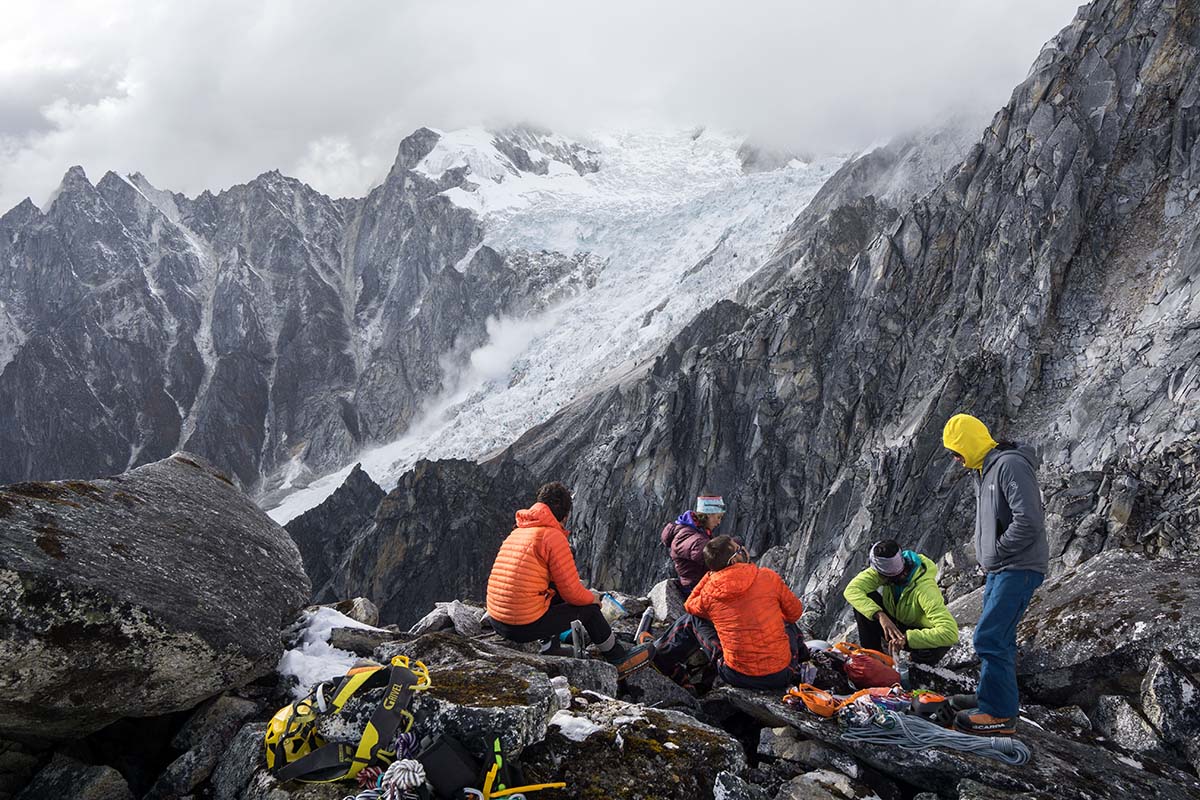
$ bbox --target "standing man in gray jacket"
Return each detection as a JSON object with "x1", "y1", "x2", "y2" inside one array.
[{"x1": 943, "y1": 413, "x2": 1048, "y2": 736}]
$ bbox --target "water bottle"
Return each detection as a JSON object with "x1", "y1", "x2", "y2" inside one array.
[
  {"x1": 895, "y1": 647, "x2": 911, "y2": 690},
  {"x1": 635, "y1": 607, "x2": 656, "y2": 641}
]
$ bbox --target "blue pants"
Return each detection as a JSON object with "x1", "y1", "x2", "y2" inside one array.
[{"x1": 974, "y1": 569, "x2": 1044, "y2": 718}]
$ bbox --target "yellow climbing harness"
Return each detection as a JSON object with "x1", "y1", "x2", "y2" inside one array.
[{"x1": 264, "y1": 655, "x2": 431, "y2": 783}]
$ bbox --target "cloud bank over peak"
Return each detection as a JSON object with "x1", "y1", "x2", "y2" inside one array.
[{"x1": 0, "y1": 0, "x2": 1083, "y2": 210}]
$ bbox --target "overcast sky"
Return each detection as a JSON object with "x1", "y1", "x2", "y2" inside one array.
[{"x1": 0, "y1": 0, "x2": 1083, "y2": 210}]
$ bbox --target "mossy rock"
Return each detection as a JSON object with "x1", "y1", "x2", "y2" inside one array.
[{"x1": 519, "y1": 694, "x2": 745, "y2": 800}]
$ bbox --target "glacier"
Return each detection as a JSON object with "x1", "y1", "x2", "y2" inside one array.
[{"x1": 267, "y1": 128, "x2": 844, "y2": 522}]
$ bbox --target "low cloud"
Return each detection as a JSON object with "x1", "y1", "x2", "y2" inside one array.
[{"x1": 1, "y1": 0, "x2": 1083, "y2": 210}]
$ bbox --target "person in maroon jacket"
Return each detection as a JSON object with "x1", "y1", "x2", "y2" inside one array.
[{"x1": 661, "y1": 494, "x2": 726, "y2": 596}]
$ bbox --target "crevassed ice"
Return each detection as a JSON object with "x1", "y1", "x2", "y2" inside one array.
[{"x1": 267, "y1": 128, "x2": 844, "y2": 524}]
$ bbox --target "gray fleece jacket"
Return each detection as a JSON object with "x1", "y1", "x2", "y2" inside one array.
[{"x1": 973, "y1": 444, "x2": 1049, "y2": 574}]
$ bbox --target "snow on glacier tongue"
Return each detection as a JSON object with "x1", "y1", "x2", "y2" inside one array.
[{"x1": 267, "y1": 129, "x2": 843, "y2": 524}]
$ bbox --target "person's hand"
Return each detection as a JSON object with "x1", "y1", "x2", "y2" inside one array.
[
  {"x1": 590, "y1": 589, "x2": 604, "y2": 605},
  {"x1": 877, "y1": 613, "x2": 906, "y2": 650}
]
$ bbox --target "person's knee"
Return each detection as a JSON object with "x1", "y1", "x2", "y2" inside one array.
[{"x1": 973, "y1": 637, "x2": 1013, "y2": 661}]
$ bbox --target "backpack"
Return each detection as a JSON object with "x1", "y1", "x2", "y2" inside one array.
[
  {"x1": 829, "y1": 642, "x2": 901, "y2": 689},
  {"x1": 264, "y1": 655, "x2": 431, "y2": 783}
]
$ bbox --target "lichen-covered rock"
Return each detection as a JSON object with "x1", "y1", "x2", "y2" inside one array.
[
  {"x1": 210, "y1": 722, "x2": 266, "y2": 800},
  {"x1": 1091, "y1": 695, "x2": 1163, "y2": 755},
  {"x1": 328, "y1": 597, "x2": 381, "y2": 627},
  {"x1": 0, "y1": 454, "x2": 310, "y2": 740},
  {"x1": 945, "y1": 551, "x2": 1200, "y2": 706},
  {"x1": 241, "y1": 770, "x2": 347, "y2": 800},
  {"x1": 408, "y1": 600, "x2": 485, "y2": 637},
  {"x1": 776, "y1": 769, "x2": 879, "y2": 800},
  {"x1": 1141, "y1": 653, "x2": 1200, "y2": 771},
  {"x1": 520, "y1": 692, "x2": 745, "y2": 800},
  {"x1": 713, "y1": 770, "x2": 769, "y2": 800},
  {"x1": 328, "y1": 626, "x2": 409, "y2": 656},
  {"x1": 704, "y1": 687, "x2": 1200, "y2": 800},
  {"x1": 757, "y1": 728, "x2": 859, "y2": 778},
  {"x1": 14, "y1": 754, "x2": 133, "y2": 800},
  {"x1": 371, "y1": 634, "x2": 559, "y2": 757},
  {"x1": 377, "y1": 630, "x2": 619, "y2": 697},
  {"x1": 619, "y1": 663, "x2": 699, "y2": 711}
]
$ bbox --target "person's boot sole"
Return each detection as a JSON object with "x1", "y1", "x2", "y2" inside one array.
[{"x1": 617, "y1": 648, "x2": 654, "y2": 677}]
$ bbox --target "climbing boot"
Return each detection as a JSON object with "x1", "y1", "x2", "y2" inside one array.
[
  {"x1": 954, "y1": 709, "x2": 1016, "y2": 736},
  {"x1": 948, "y1": 693, "x2": 977, "y2": 711},
  {"x1": 604, "y1": 642, "x2": 655, "y2": 677},
  {"x1": 539, "y1": 638, "x2": 570, "y2": 657}
]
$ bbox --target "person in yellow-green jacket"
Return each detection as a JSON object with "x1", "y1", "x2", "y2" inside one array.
[{"x1": 843, "y1": 539, "x2": 959, "y2": 665}]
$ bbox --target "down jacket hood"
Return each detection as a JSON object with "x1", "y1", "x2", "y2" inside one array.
[
  {"x1": 515, "y1": 502, "x2": 565, "y2": 532},
  {"x1": 661, "y1": 510, "x2": 702, "y2": 546},
  {"x1": 699, "y1": 562, "x2": 759, "y2": 598},
  {"x1": 943, "y1": 413, "x2": 999, "y2": 470}
]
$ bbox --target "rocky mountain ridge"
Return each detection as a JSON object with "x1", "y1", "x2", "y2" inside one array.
[
  {"x1": 280, "y1": 0, "x2": 1200, "y2": 664},
  {"x1": 7, "y1": 451, "x2": 1199, "y2": 800},
  {"x1": 0, "y1": 127, "x2": 620, "y2": 494}
]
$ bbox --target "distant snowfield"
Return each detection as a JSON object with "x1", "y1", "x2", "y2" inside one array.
[{"x1": 267, "y1": 128, "x2": 843, "y2": 524}]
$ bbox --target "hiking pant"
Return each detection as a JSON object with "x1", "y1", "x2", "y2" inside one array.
[
  {"x1": 719, "y1": 624, "x2": 809, "y2": 690},
  {"x1": 974, "y1": 569, "x2": 1044, "y2": 718},
  {"x1": 651, "y1": 613, "x2": 722, "y2": 684},
  {"x1": 853, "y1": 592, "x2": 951, "y2": 666},
  {"x1": 490, "y1": 594, "x2": 614, "y2": 648}
]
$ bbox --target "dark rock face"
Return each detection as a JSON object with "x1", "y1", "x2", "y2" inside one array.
[
  {"x1": 431, "y1": 0, "x2": 1200, "y2": 640},
  {"x1": 14, "y1": 754, "x2": 134, "y2": 800},
  {"x1": 284, "y1": 464, "x2": 384, "y2": 593},
  {"x1": 0, "y1": 453, "x2": 309, "y2": 740},
  {"x1": 0, "y1": 128, "x2": 592, "y2": 493},
  {"x1": 294, "y1": 456, "x2": 539, "y2": 627}
]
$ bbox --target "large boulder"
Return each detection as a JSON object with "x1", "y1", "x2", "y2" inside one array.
[
  {"x1": 946, "y1": 550, "x2": 1200, "y2": 705},
  {"x1": 520, "y1": 691, "x2": 746, "y2": 800},
  {"x1": 14, "y1": 754, "x2": 133, "y2": 800},
  {"x1": 377, "y1": 633, "x2": 562, "y2": 757},
  {"x1": 0, "y1": 454, "x2": 310, "y2": 740},
  {"x1": 704, "y1": 687, "x2": 1200, "y2": 800}
]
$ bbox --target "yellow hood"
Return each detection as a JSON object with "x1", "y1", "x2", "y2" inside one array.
[{"x1": 942, "y1": 413, "x2": 998, "y2": 470}]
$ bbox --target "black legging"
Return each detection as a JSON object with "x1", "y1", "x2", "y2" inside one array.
[
  {"x1": 853, "y1": 592, "x2": 950, "y2": 666},
  {"x1": 490, "y1": 596, "x2": 613, "y2": 647},
  {"x1": 653, "y1": 613, "x2": 808, "y2": 690}
]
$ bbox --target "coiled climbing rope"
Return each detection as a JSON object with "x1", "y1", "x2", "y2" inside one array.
[
  {"x1": 341, "y1": 759, "x2": 427, "y2": 800},
  {"x1": 840, "y1": 709, "x2": 1031, "y2": 766}
]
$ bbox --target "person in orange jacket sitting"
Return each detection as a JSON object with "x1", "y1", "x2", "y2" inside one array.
[
  {"x1": 486, "y1": 481, "x2": 653, "y2": 676},
  {"x1": 653, "y1": 535, "x2": 808, "y2": 690}
]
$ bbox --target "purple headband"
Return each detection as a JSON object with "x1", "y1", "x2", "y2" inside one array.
[{"x1": 869, "y1": 544, "x2": 905, "y2": 577}]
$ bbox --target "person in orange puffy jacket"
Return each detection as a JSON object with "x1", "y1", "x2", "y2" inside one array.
[
  {"x1": 485, "y1": 481, "x2": 653, "y2": 676},
  {"x1": 652, "y1": 535, "x2": 808, "y2": 690}
]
